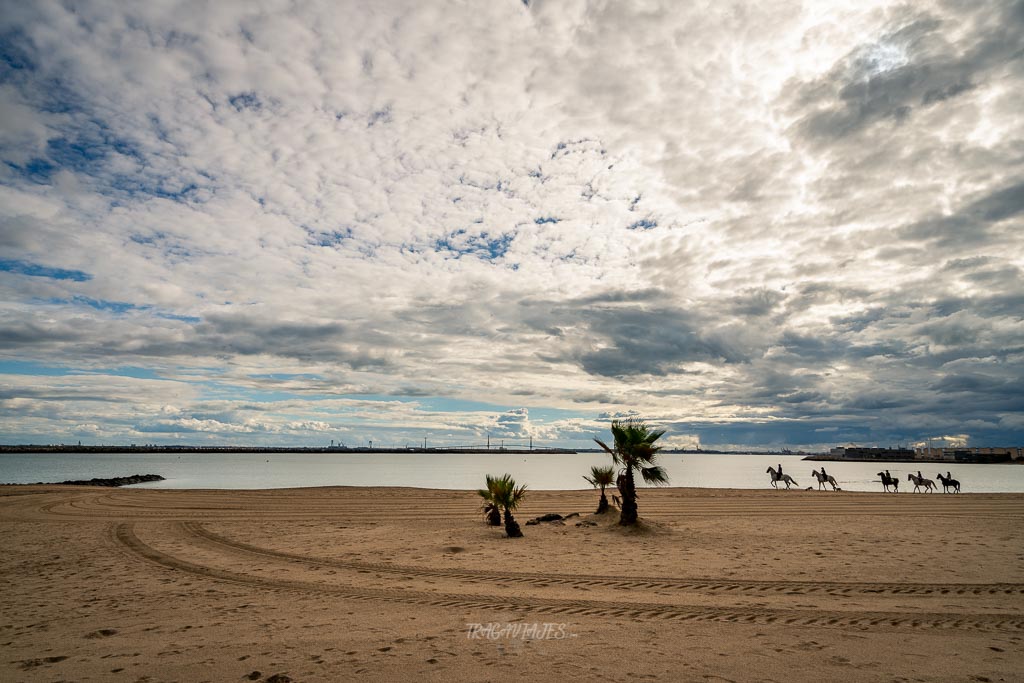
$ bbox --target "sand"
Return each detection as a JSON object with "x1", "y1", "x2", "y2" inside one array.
[{"x1": 1, "y1": 485, "x2": 1022, "y2": 682}]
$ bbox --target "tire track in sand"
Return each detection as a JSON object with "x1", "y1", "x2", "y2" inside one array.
[
  {"x1": 112, "y1": 522, "x2": 1024, "y2": 633},
  {"x1": 183, "y1": 521, "x2": 1024, "y2": 597}
]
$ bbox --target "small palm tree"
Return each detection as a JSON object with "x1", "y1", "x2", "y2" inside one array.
[
  {"x1": 594, "y1": 418, "x2": 669, "y2": 526},
  {"x1": 477, "y1": 474, "x2": 502, "y2": 526},
  {"x1": 583, "y1": 464, "x2": 617, "y2": 514},
  {"x1": 488, "y1": 473, "x2": 527, "y2": 538}
]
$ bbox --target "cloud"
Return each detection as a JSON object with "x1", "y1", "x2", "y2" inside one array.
[
  {"x1": 790, "y1": 3, "x2": 1022, "y2": 144},
  {"x1": 0, "y1": 1, "x2": 1020, "y2": 450}
]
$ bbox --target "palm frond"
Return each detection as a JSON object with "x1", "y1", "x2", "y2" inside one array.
[
  {"x1": 593, "y1": 437, "x2": 624, "y2": 465},
  {"x1": 596, "y1": 418, "x2": 670, "y2": 485},
  {"x1": 511, "y1": 483, "x2": 528, "y2": 508},
  {"x1": 584, "y1": 464, "x2": 616, "y2": 488},
  {"x1": 487, "y1": 473, "x2": 528, "y2": 512},
  {"x1": 640, "y1": 465, "x2": 669, "y2": 486}
]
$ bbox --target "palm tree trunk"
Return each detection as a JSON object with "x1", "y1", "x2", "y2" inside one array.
[
  {"x1": 487, "y1": 506, "x2": 501, "y2": 526},
  {"x1": 596, "y1": 487, "x2": 609, "y2": 514},
  {"x1": 503, "y1": 508, "x2": 523, "y2": 538},
  {"x1": 619, "y1": 468, "x2": 638, "y2": 526}
]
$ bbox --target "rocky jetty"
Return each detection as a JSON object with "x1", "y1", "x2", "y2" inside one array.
[{"x1": 47, "y1": 474, "x2": 165, "y2": 487}]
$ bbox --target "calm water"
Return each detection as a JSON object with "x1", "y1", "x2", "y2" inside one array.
[{"x1": 2, "y1": 452, "x2": 1023, "y2": 493}]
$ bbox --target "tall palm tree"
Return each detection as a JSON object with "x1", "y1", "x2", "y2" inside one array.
[
  {"x1": 594, "y1": 418, "x2": 669, "y2": 526},
  {"x1": 488, "y1": 473, "x2": 527, "y2": 538},
  {"x1": 477, "y1": 474, "x2": 502, "y2": 526},
  {"x1": 583, "y1": 464, "x2": 617, "y2": 514}
]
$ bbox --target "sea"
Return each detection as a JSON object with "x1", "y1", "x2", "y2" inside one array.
[{"x1": 2, "y1": 451, "x2": 1023, "y2": 493}]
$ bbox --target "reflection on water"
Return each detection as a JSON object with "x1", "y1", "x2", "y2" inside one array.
[{"x1": 2, "y1": 452, "x2": 1023, "y2": 493}]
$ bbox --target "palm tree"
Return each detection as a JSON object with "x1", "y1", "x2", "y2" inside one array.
[
  {"x1": 583, "y1": 464, "x2": 617, "y2": 514},
  {"x1": 594, "y1": 418, "x2": 669, "y2": 526},
  {"x1": 477, "y1": 474, "x2": 502, "y2": 526},
  {"x1": 488, "y1": 473, "x2": 527, "y2": 538}
]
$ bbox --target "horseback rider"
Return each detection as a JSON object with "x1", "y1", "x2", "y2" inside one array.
[
  {"x1": 820, "y1": 466, "x2": 828, "y2": 480},
  {"x1": 946, "y1": 471, "x2": 952, "y2": 481},
  {"x1": 777, "y1": 463, "x2": 783, "y2": 479},
  {"x1": 917, "y1": 470, "x2": 923, "y2": 482},
  {"x1": 885, "y1": 469, "x2": 893, "y2": 484}
]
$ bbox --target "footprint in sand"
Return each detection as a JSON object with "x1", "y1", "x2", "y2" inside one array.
[
  {"x1": 17, "y1": 655, "x2": 68, "y2": 669},
  {"x1": 84, "y1": 628, "x2": 119, "y2": 638}
]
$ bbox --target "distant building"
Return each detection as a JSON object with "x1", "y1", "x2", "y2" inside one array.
[
  {"x1": 829, "y1": 446, "x2": 916, "y2": 460},
  {"x1": 914, "y1": 446, "x2": 1023, "y2": 462}
]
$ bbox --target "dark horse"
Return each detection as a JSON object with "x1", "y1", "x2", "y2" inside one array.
[
  {"x1": 936, "y1": 473, "x2": 961, "y2": 493},
  {"x1": 877, "y1": 471, "x2": 899, "y2": 493}
]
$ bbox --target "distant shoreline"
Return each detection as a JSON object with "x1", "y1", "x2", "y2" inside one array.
[
  {"x1": 3, "y1": 446, "x2": 1020, "y2": 464},
  {"x1": 0, "y1": 445, "x2": 577, "y2": 455},
  {"x1": 802, "y1": 455, "x2": 1022, "y2": 465}
]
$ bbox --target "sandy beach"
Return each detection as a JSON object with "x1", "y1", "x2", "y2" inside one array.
[{"x1": 2, "y1": 485, "x2": 1022, "y2": 682}]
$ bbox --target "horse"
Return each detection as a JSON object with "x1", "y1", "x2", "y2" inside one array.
[
  {"x1": 766, "y1": 465, "x2": 798, "y2": 489},
  {"x1": 907, "y1": 472, "x2": 935, "y2": 493},
  {"x1": 936, "y1": 473, "x2": 961, "y2": 493},
  {"x1": 811, "y1": 469, "x2": 839, "y2": 491},
  {"x1": 877, "y1": 471, "x2": 899, "y2": 493}
]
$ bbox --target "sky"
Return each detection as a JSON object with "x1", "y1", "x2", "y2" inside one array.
[{"x1": 0, "y1": 0, "x2": 1022, "y2": 451}]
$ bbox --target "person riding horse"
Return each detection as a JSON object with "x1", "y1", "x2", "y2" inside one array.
[{"x1": 820, "y1": 466, "x2": 828, "y2": 480}]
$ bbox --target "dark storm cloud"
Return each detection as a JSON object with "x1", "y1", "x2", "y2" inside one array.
[
  {"x1": 726, "y1": 288, "x2": 787, "y2": 317},
  {"x1": 930, "y1": 372, "x2": 1018, "y2": 394},
  {"x1": 773, "y1": 332, "x2": 837, "y2": 362},
  {"x1": 791, "y1": 2, "x2": 1023, "y2": 143},
  {"x1": 0, "y1": 386, "x2": 118, "y2": 403},
  {"x1": 0, "y1": 321, "x2": 84, "y2": 347},
  {"x1": 666, "y1": 419, "x2": 885, "y2": 449},
  {"x1": 929, "y1": 292, "x2": 1024, "y2": 318},
  {"x1": 515, "y1": 291, "x2": 751, "y2": 378},
  {"x1": 900, "y1": 180, "x2": 1024, "y2": 248},
  {"x1": 0, "y1": 309, "x2": 393, "y2": 370}
]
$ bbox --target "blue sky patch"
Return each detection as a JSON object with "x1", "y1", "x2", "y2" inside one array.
[
  {"x1": 6, "y1": 158, "x2": 56, "y2": 184},
  {"x1": 476, "y1": 233, "x2": 513, "y2": 259},
  {"x1": 0, "y1": 259, "x2": 92, "y2": 281},
  {"x1": 628, "y1": 218, "x2": 658, "y2": 230},
  {"x1": 229, "y1": 91, "x2": 261, "y2": 111},
  {"x1": 69, "y1": 297, "x2": 144, "y2": 314},
  {"x1": 0, "y1": 360, "x2": 72, "y2": 376},
  {"x1": 80, "y1": 366, "x2": 163, "y2": 380},
  {"x1": 0, "y1": 32, "x2": 35, "y2": 75},
  {"x1": 435, "y1": 232, "x2": 514, "y2": 260},
  {"x1": 368, "y1": 106, "x2": 392, "y2": 126},
  {"x1": 309, "y1": 227, "x2": 354, "y2": 247},
  {"x1": 155, "y1": 312, "x2": 201, "y2": 323}
]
